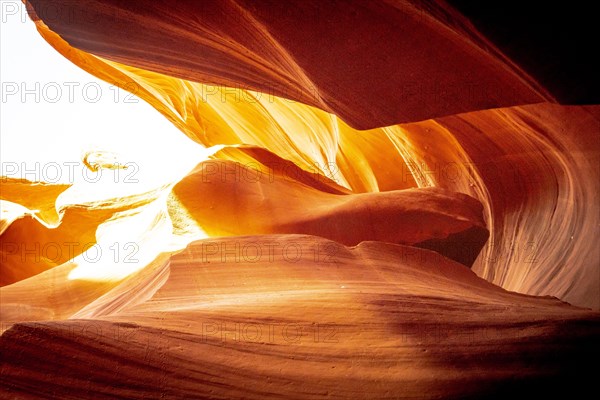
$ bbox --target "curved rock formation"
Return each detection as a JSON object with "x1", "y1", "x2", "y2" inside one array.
[
  {"x1": 2, "y1": 1, "x2": 599, "y2": 398},
  {"x1": 15, "y1": 6, "x2": 599, "y2": 309},
  {"x1": 26, "y1": 0, "x2": 553, "y2": 129},
  {"x1": 2, "y1": 236, "x2": 598, "y2": 398},
  {"x1": 171, "y1": 147, "x2": 489, "y2": 266}
]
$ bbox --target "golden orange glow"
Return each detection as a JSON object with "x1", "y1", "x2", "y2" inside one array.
[
  {"x1": 7, "y1": 16, "x2": 593, "y2": 309},
  {"x1": 1, "y1": 1, "x2": 599, "y2": 398}
]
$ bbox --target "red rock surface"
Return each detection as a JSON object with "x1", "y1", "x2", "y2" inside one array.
[
  {"x1": 1, "y1": 1, "x2": 599, "y2": 398},
  {"x1": 26, "y1": 0, "x2": 553, "y2": 129},
  {"x1": 2, "y1": 236, "x2": 599, "y2": 398}
]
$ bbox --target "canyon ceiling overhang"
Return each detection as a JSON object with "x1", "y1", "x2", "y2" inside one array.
[{"x1": 26, "y1": 0, "x2": 559, "y2": 129}]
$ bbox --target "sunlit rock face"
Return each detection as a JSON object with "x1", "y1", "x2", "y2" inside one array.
[
  {"x1": 170, "y1": 148, "x2": 490, "y2": 267},
  {"x1": 1, "y1": 0, "x2": 599, "y2": 398}
]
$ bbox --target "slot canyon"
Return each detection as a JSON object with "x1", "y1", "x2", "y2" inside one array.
[{"x1": 1, "y1": 1, "x2": 599, "y2": 398}]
